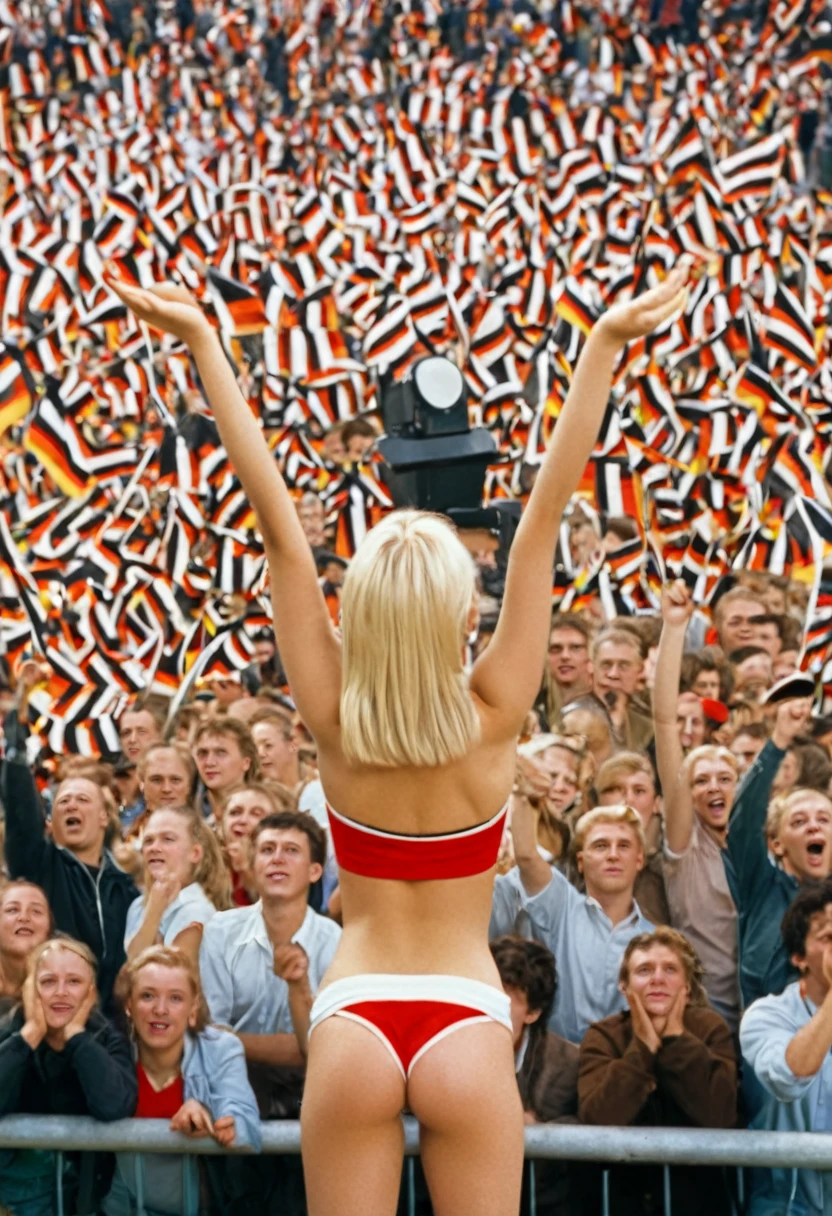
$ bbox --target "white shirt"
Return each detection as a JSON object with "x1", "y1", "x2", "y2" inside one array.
[
  {"x1": 199, "y1": 901, "x2": 341, "y2": 1033},
  {"x1": 124, "y1": 882, "x2": 217, "y2": 950}
]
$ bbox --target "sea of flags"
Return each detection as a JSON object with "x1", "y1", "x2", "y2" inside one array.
[{"x1": 4, "y1": 0, "x2": 832, "y2": 751}]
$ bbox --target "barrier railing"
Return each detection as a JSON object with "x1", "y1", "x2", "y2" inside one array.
[{"x1": 0, "y1": 1117, "x2": 828, "y2": 1214}]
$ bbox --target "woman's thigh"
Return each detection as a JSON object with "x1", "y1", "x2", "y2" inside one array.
[
  {"x1": 407, "y1": 1021, "x2": 524, "y2": 1216},
  {"x1": 301, "y1": 1017, "x2": 407, "y2": 1216}
]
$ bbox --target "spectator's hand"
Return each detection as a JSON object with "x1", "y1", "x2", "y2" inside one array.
[
  {"x1": 148, "y1": 872, "x2": 182, "y2": 915},
  {"x1": 104, "y1": 275, "x2": 210, "y2": 344},
  {"x1": 171, "y1": 1099, "x2": 214, "y2": 1138},
  {"x1": 523, "y1": 1109, "x2": 538, "y2": 1126},
  {"x1": 212, "y1": 1115, "x2": 237, "y2": 1147},
  {"x1": 662, "y1": 986, "x2": 689, "y2": 1039},
  {"x1": 20, "y1": 974, "x2": 47, "y2": 1050},
  {"x1": 623, "y1": 986, "x2": 661, "y2": 1054},
  {"x1": 14, "y1": 657, "x2": 48, "y2": 710},
  {"x1": 223, "y1": 837, "x2": 249, "y2": 872},
  {"x1": 660, "y1": 579, "x2": 693, "y2": 628},
  {"x1": 62, "y1": 984, "x2": 96, "y2": 1043},
  {"x1": 15, "y1": 657, "x2": 48, "y2": 693},
  {"x1": 273, "y1": 943, "x2": 310, "y2": 987},
  {"x1": 514, "y1": 755, "x2": 550, "y2": 806},
  {"x1": 595, "y1": 264, "x2": 689, "y2": 349},
  {"x1": 772, "y1": 696, "x2": 813, "y2": 750}
]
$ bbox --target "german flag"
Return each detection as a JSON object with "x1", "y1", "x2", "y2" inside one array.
[
  {"x1": 763, "y1": 284, "x2": 818, "y2": 372},
  {"x1": 792, "y1": 31, "x2": 832, "y2": 67},
  {"x1": 0, "y1": 345, "x2": 35, "y2": 436},
  {"x1": 24, "y1": 387, "x2": 92, "y2": 498},
  {"x1": 206, "y1": 269, "x2": 268, "y2": 337},
  {"x1": 555, "y1": 277, "x2": 597, "y2": 336}
]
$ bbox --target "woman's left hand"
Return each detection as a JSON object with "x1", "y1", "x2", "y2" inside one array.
[
  {"x1": 62, "y1": 986, "x2": 96, "y2": 1043},
  {"x1": 213, "y1": 1115, "x2": 237, "y2": 1147}
]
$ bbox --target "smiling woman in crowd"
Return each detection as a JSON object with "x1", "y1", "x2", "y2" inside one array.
[
  {"x1": 217, "y1": 781, "x2": 297, "y2": 906},
  {"x1": 0, "y1": 882, "x2": 53, "y2": 1019},
  {"x1": 0, "y1": 938, "x2": 137, "y2": 1215},
  {"x1": 103, "y1": 945, "x2": 261, "y2": 1216},
  {"x1": 125, "y1": 807, "x2": 232, "y2": 968}
]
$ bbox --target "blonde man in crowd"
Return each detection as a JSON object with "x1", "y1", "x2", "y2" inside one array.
[{"x1": 508, "y1": 797, "x2": 652, "y2": 1044}]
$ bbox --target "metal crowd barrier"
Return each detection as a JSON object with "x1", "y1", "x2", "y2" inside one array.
[{"x1": 0, "y1": 1117, "x2": 830, "y2": 1214}]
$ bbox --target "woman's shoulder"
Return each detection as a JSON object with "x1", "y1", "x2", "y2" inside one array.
[
  {"x1": 176, "y1": 883, "x2": 217, "y2": 914},
  {"x1": 186, "y1": 1025, "x2": 245, "y2": 1066}
]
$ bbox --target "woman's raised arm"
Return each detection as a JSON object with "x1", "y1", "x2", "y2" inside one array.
[
  {"x1": 106, "y1": 277, "x2": 341, "y2": 736},
  {"x1": 471, "y1": 264, "x2": 689, "y2": 734}
]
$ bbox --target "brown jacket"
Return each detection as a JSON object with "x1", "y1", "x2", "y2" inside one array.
[
  {"x1": 517, "y1": 1030, "x2": 580, "y2": 1123},
  {"x1": 578, "y1": 1005, "x2": 737, "y2": 1129}
]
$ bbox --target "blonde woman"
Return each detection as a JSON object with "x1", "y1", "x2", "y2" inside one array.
[
  {"x1": 107, "y1": 262, "x2": 688, "y2": 1216},
  {"x1": 104, "y1": 946, "x2": 261, "y2": 1216},
  {"x1": 125, "y1": 807, "x2": 232, "y2": 968},
  {"x1": 0, "y1": 938, "x2": 137, "y2": 1216}
]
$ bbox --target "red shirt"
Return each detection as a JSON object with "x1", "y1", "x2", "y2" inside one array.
[
  {"x1": 231, "y1": 869, "x2": 254, "y2": 907},
  {"x1": 135, "y1": 1064, "x2": 185, "y2": 1119}
]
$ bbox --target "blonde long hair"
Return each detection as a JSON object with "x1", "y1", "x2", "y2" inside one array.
[{"x1": 339, "y1": 510, "x2": 481, "y2": 768}]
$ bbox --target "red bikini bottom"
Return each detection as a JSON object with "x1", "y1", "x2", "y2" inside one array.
[{"x1": 309, "y1": 974, "x2": 512, "y2": 1080}]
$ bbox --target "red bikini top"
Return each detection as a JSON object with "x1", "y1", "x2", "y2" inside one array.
[{"x1": 325, "y1": 802, "x2": 508, "y2": 882}]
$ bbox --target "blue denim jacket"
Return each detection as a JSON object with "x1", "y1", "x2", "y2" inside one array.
[{"x1": 103, "y1": 1026, "x2": 261, "y2": 1216}]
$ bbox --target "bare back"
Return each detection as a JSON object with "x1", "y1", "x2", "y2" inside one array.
[{"x1": 316, "y1": 697, "x2": 517, "y2": 989}]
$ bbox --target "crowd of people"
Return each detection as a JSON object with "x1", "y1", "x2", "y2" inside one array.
[
  {"x1": 4, "y1": 0, "x2": 832, "y2": 1212},
  {"x1": 3, "y1": 562, "x2": 832, "y2": 1215}
]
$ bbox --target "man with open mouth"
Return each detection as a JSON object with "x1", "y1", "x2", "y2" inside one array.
[{"x1": 1, "y1": 697, "x2": 139, "y2": 1014}]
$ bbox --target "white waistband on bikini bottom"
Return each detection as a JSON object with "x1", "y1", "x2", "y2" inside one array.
[{"x1": 309, "y1": 973, "x2": 512, "y2": 1030}]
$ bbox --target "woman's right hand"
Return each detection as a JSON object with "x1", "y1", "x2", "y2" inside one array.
[
  {"x1": 514, "y1": 754, "x2": 550, "y2": 806},
  {"x1": 595, "y1": 264, "x2": 689, "y2": 349},
  {"x1": 20, "y1": 974, "x2": 47, "y2": 1050},
  {"x1": 171, "y1": 1099, "x2": 215, "y2": 1138},
  {"x1": 104, "y1": 274, "x2": 211, "y2": 344},
  {"x1": 147, "y1": 872, "x2": 182, "y2": 915}
]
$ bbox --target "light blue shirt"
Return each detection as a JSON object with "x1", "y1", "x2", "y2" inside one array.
[
  {"x1": 518, "y1": 866, "x2": 653, "y2": 1044},
  {"x1": 200, "y1": 901, "x2": 341, "y2": 1033},
  {"x1": 491, "y1": 868, "x2": 533, "y2": 940},
  {"x1": 124, "y1": 882, "x2": 217, "y2": 951},
  {"x1": 741, "y1": 982, "x2": 832, "y2": 1215}
]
